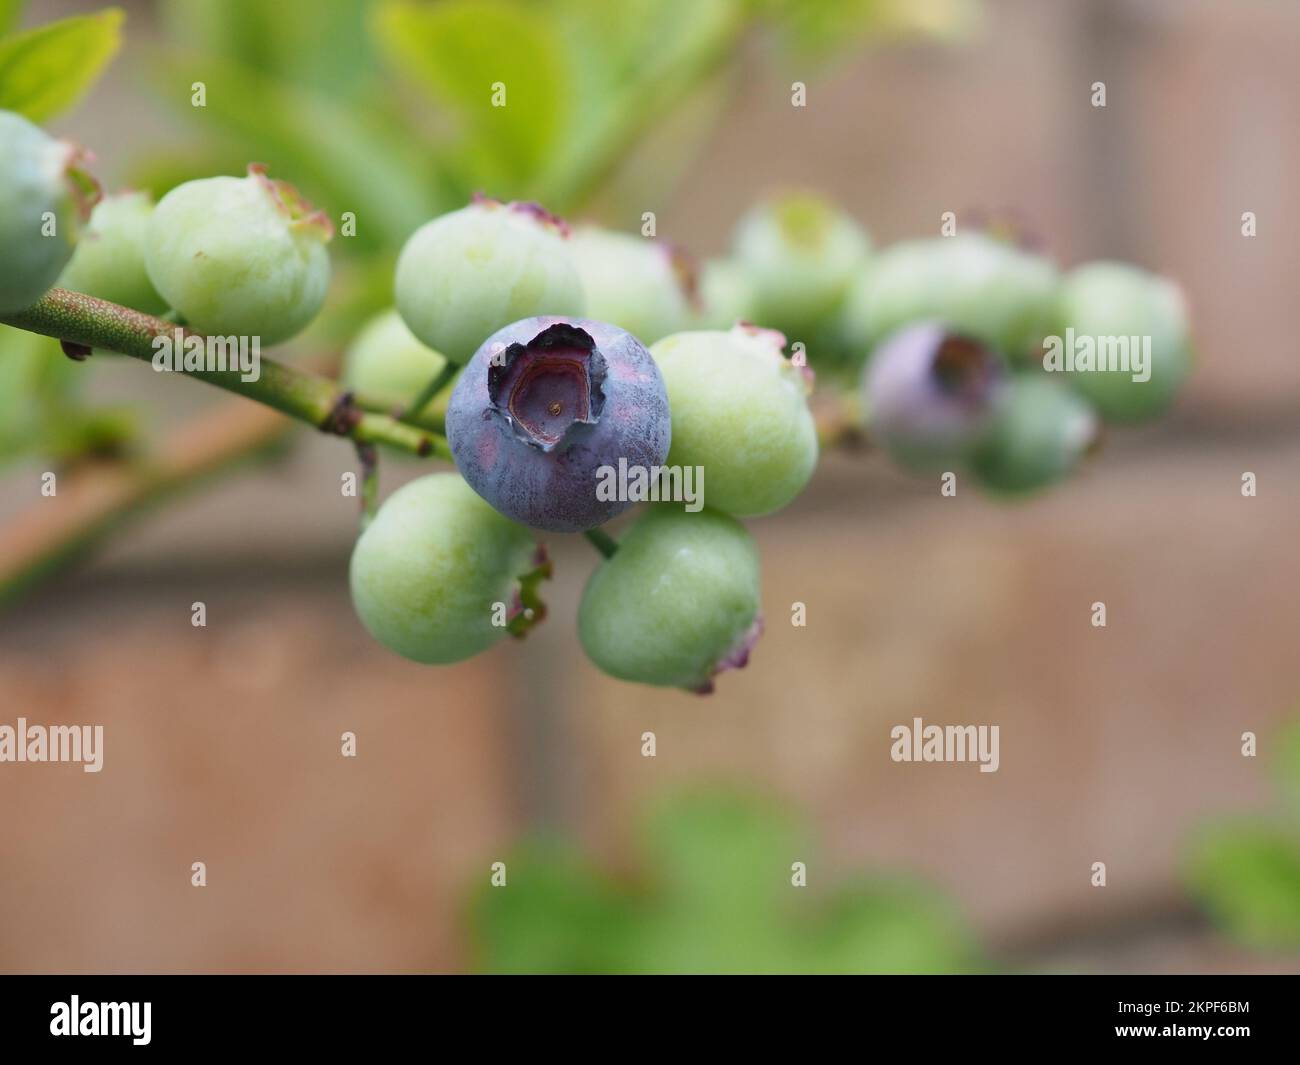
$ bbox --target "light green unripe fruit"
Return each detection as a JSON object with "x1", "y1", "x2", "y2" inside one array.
[
  {"x1": 650, "y1": 325, "x2": 818, "y2": 517},
  {"x1": 1052, "y1": 261, "x2": 1191, "y2": 423},
  {"x1": 394, "y1": 197, "x2": 585, "y2": 364},
  {"x1": 841, "y1": 233, "x2": 1058, "y2": 361},
  {"x1": 732, "y1": 192, "x2": 870, "y2": 337},
  {"x1": 341, "y1": 308, "x2": 450, "y2": 411},
  {"x1": 349, "y1": 473, "x2": 538, "y2": 665},
  {"x1": 693, "y1": 257, "x2": 759, "y2": 330},
  {"x1": 569, "y1": 225, "x2": 694, "y2": 345},
  {"x1": 578, "y1": 507, "x2": 762, "y2": 692},
  {"x1": 145, "y1": 164, "x2": 332, "y2": 344},
  {"x1": 57, "y1": 190, "x2": 167, "y2": 314},
  {"x1": 0, "y1": 110, "x2": 98, "y2": 314},
  {"x1": 971, "y1": 375, "x2": 1098, "y2": 495}
]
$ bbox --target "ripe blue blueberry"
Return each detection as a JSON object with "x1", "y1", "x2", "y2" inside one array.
[
  {"x1": 395, "y1": 196, "x2": 585, "y2": 365},
  {"x1": 863, "y1": 323, "x2": 1007, "y2": 473},
  {"x1": 0, "y1": 109, "x2": 98, "y2": 314},
  {"x1": 446, "y1": 316, "x2": 671, "y2": 532}
]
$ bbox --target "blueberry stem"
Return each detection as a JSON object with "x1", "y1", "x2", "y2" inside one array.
[
  {"x1": 583, "y1": 528, "x2": 618, "y2": 559},
  {"x1": 0, "y1": 288, "x2": 452, "y2": 461},
  {"x1": 400, "y1": 362, "x2": 459, "y2": 423}
]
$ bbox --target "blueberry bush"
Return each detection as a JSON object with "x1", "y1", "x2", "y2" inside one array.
[{"x1": 0, "y1": 2, "x2": 1193, "y2": 695}]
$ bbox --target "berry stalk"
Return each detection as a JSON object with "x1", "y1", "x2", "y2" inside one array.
[
  {"x1": 582, "y1": 528, "x2": 619, "y2": 559},
  {"x1": 0, "y1": 288, "x2": 451, "y2": 460}
]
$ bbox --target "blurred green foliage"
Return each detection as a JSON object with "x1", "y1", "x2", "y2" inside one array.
[
  {"x1": 1184, "y1": 719, "x2": 1300, "y2": 951},
  {"x1": 470, "y1": 789, "x2": 979, "y2": 974},
  {"x1": 0, "y1": 7, "x2": 121, "y2": 121},
  {"x1": 0, "y1": 0, "x2": 970, "y2": 461}
]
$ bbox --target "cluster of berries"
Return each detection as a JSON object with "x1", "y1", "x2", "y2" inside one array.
[
  {"x1": 353, "y1": 196, "x2": 818, "y2": 693},
  {"x1": 1, "y1": 108, "x2": 1191, "y2": 692}
]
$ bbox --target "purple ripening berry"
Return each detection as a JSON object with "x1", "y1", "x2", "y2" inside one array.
[
  {"x1": 446, "y1": 316, "x2": 671, "y2": 532},
  {"x1": 864, "y1": 322, "x2": 1008, "y2": 473}
]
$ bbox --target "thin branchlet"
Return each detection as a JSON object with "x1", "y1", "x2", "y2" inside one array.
[{"x1": 0, "y1": 288, "x2": 452, "y2": 460}]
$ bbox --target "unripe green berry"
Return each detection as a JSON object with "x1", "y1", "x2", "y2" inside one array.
[
  {"x1": 349, "y1": 473, "x2": 540, "y2": 665},
  {"x1": 145, "y1": 164, "x2": 332, "y2": 344},
  {"x1": 569, "y1": 225, "x2": 694, "y2": 345},
  {"x1": 57, "y1": 190, "x2": 167, "y2": 314},
  {"x1": 1052, "y1": 261, "x2": 1191, "y2": 423},
  {"x1": 693, "y1": 257, "x2": 759, "y2": 330},
  {"x1": 341, "y1": 308, "x2": 450, "y2": 411},
  {"x1": 394, "y1": 196, "x2": 585, "y2": 365},
  {"x1": 733, "y1": 192, "x2": 870, "y2": 337},
  {"x1": 650, "y1": 325, "x2": 818, "y2": 517},
  {"x1": 971, "y1": 375, "x2": 1098, "y2": 495},
  {"x1": 841, "y1": 233, "x2": 1058, "y2": 361},
  {"x1": 578, "y1": 507, "x2": 761, "y2": 693},
  {"x1": 0, "y1": 110, "x2": 98, "y2": 314}
]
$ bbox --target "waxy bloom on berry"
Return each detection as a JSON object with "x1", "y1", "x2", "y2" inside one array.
[
  {"x1": 0, "y1": 109, "x2": 98, "y2": 314},
  {"x1": 145, "y1": 164, "x2": 332, "y2": 344},
  {"x1": 446, "y1": 316, "x2": 671, "y2": 532}
]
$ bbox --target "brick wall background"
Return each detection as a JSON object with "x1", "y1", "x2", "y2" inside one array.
[{"x1": 1, "y1": 0, "x2": 1298, "y2": 972}]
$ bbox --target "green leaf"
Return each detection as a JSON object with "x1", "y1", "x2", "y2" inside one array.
[
  {"x1": 471, "y1": 790, "x2": 977, "y2": 974},
  {"x1": 539, "y1": 0, "x2": 745, "y2": 210},
  {"x1": 0, "y1": 1, "x2": 25, "y2": 37},
  {"x1": 640, "y1": 789, "x2": 802, "y2": 914},
  {"x1": 1273, "y1": 717, "x2": 1300, "y2": 815},
  {"x1": 806, "y1": 878, "x2": 978, "y2": 973},
  {"x1": 1185, "y1": 820, "x2": 1300, "y2": 950},
  {"x1": 755, "y1": 0, "x2": 980, "y2": 61},
  {"x1": 158, "y1": 0, "x2": 375, "y2": 99},
  {"x1": 0, "y1": 324, "x2": 85, "y2": 466},
  {"x1": 144, "y1": 51, "x2": 444, "y2": 251},
  {"x1": 372, "y1": 0, "x2": 572, "y2": 197},
  {"x1": 468, "y1": 842, "x2": 639, "y2": 974},
  {"x1": 0, "y1": 8, "x2": 124, "y2": 122}
]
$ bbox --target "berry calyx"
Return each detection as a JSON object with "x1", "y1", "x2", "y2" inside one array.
[
  {"x1": 863, "y1": 323, "x2": 1007, "y2": 472},
  {"x1": 447, "y1": 316, "x2": 670, "y2": 532}
]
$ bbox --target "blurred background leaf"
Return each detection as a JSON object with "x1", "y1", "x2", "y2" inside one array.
[
  {"x1": 0, "y1": 0, "x2": 24, "y2": 37},
  {"x1": 1185, "y1": 820, "x2": 1300, "y2": 951},
  {"x1": 140, "y1": 51, "x2": 443, "y2": 253},
  {"x1": 373, "y1": 0, "x2": 572, "y2": 200},
  {"x1": 0, "y1": 7, "x2": 123, "y2": 122},
  {"x1": 471, "y1": 789, "x2": 978, "y2": 974}
]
